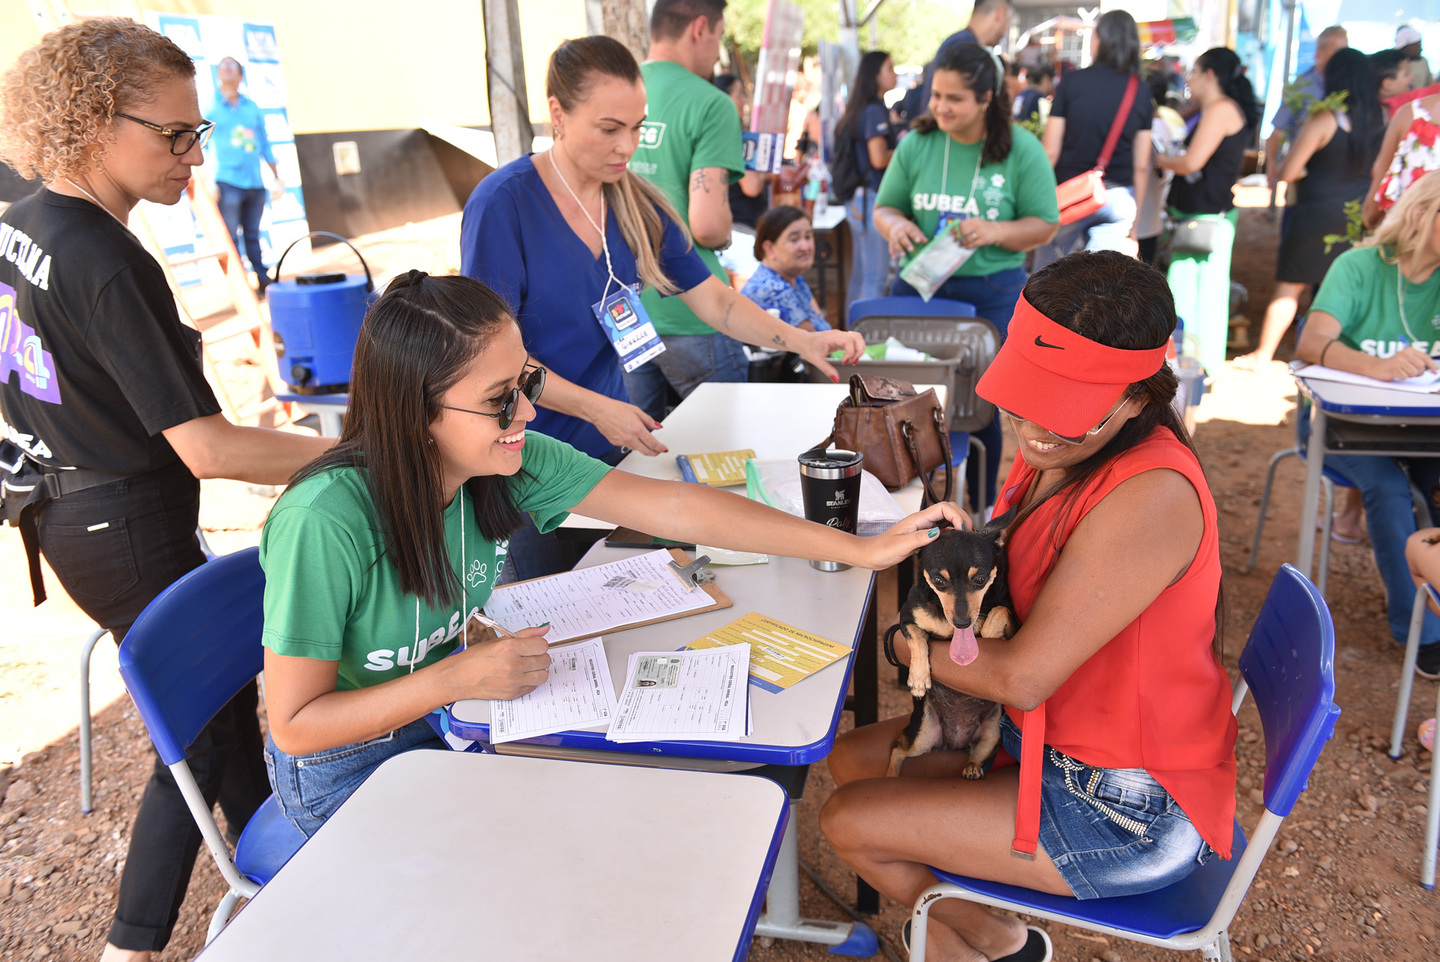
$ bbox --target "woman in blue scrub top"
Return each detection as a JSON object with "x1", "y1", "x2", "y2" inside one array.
[{"x1": 461, "y1": 36, "x2": 863, "y2": 579}]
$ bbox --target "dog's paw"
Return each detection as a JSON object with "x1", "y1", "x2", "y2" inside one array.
[
  {"x1": 980, "y1": 606, "x2": 1018, "y2": 640},
  {"x1": 908, "y1": 661, "x2": 932, "y2": 697},
  {"x1": 962, "y1": 762, "x2": 986, "y2": 780}
]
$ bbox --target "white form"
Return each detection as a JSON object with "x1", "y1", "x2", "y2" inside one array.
[
  {"x1": 489, "y1": 638, "x2": 617, "y2": 745},
  {"x1": 484, "y1": 549, "x2": 711, "y2": 644},
  {"x1": 607, "y1": 645, "x2": 750, "y2": 743}
]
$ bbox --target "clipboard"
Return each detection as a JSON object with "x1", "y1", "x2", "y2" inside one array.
[{"x1": 487, "y1": 549, "x2": 732, "y2": 644}]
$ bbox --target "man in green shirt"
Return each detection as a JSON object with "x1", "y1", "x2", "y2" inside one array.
[{"x1": 627, "y1": 0, "x2": 749, "y2": 420}]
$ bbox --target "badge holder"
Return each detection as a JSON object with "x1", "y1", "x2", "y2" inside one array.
[{"x1": 593, "y1": 284, "x2": 666, "y2": 373}]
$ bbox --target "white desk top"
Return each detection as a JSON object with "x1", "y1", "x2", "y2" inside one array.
[
  {"x1": 1299, "y1": 375, "x2": 1440, "y2": 419},
  {"x1": 564, "y1": 381, "x2": 944, "y2": 528},
  {"x1": 447, "y1": 544, "x2": 874, "y2": 765},
  {"x1": 198, "y1": 751, "x2": 788, "y2": 962},
  {"x1": 452, "y1": 383, "x2": 947, "y2": 764}
]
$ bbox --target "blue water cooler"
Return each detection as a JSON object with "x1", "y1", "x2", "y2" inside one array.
[{"x1": 267, "y1": 232, "x2": 376, "y2": 394}]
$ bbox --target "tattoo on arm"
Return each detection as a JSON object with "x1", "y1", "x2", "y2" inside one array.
[
  {"x1": 691, "y1": 169, "x2": 711, "y2": 194},
  {"x1": 719, "y1": 296, "x2": 734, "y2": 331}
]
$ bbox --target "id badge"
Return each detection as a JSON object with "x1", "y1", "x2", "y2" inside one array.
[
  {"x1": 592, "y1": 285, "x2": 666, "y2": 373},
  {"x1": 936, "y1": 212, "x2": 970, "y2": 238}
]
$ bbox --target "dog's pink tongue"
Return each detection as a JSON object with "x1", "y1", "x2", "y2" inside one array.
[{"x1": 949, "y1": 625, "x2": 979, "y2": 666}]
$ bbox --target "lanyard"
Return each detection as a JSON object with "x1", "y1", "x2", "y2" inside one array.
[
  {"x1": 1396, "y1": 260, "x2": 1439, "y2": 343},
  {"x1": 549, "y1": 148, "x2": 625, "y2": 304},
  {"x1": 939, "y1": 136, "x2": 985, "y2": 210}
]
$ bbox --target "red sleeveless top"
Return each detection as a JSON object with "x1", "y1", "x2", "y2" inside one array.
[{"x1": 994, "y1": 426, "x2": 1237, "y2": 859}]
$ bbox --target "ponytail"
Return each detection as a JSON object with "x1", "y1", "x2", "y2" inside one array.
[
  {"x1": 605, "y1": 173, "x2": 690, "y2": 296},
  {"x1": 1195, "y1": 47, "x2": 1260, "y2": 131},
  {"x1": 547, "y1": 35, "x2": 693, "y2": 297}
]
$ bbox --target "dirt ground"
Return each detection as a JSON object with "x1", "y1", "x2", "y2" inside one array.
[{"x1": 2, "y1": 189, "x2": 1438, "y2": 961}]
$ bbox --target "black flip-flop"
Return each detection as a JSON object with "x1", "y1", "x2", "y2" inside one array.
[{"x1": 900, "y1": 920, "x2": 1052, "y2": 962}]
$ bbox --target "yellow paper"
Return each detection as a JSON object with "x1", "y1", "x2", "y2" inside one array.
[
  {"x1": 683, "y1": 612, "x2": 852, "y2": 692},
  {"x1": 679, "y1": 449, "x2": 756, "y2": 486}
]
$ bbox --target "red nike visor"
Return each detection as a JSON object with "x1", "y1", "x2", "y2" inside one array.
[{"x1": 977, "y1": 293, "x2": 1169, "y2": 438}]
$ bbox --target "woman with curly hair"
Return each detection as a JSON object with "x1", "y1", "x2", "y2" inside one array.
[{"x1": 0, "y1": 19, "x2": 332, "y2": 960}]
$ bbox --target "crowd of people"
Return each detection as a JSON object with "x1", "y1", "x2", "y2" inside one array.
[{"x1": 0, "y1": 2, "x2": 1437, "y2": 962}]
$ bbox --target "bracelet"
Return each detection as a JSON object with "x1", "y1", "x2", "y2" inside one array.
[{"x1": 1319, "y1": 337, "x2": 1340, "y2": 367}]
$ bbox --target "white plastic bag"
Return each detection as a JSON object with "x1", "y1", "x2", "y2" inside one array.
[
  {"x1": 898, "y1": 228, "x2": 975, "y2": 301},
  {"x1": 745, "y1": 459, "x2": 906, "y2": 536}
]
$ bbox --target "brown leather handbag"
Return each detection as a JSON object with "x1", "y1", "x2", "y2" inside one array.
[{"x1": 815, "y1": 375, "x2": 953, "y2": 505}]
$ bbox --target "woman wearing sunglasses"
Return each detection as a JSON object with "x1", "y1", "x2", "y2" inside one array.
[
  {"x1": 258, "y1": 270, "x2": 962, "y2": 837},
  {"x1": 821, "y1": 252, "x2": 1231, "y2": 962},
  {"x1": 0, "y1": 21, "x2": 333, "y2": 962}
]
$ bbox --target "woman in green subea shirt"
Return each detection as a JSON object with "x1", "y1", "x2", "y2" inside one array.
[
  {"x1": 259, "y1": 271, "x2": 964, "y2": 837},
  {"x1": 874, "y1": 43, "x2": 1059, "y2": 513},
  {"x1": 1294, "y1": 172, "x2": 1440, "y2": 678}
]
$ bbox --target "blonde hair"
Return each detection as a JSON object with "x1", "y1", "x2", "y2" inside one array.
[
  {"x1": 546, "y1": 36, "x2": 690, "y2": 296},
  {"x1": 1367, "y1": 170, "x2": 1440, "y2": 264},
  {"x1": 0, "y1": 18, "x2": 195, "y2": 181}
]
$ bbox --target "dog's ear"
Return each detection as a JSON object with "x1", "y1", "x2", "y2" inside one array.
[{"x1": 982, "y1": 506, "x2": 1018, "y2": 546}]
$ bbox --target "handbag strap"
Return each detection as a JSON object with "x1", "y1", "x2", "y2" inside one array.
[
  {"x1": 901, "y1": 407, "x2": 954, "y2": 509},
  {"x1": 1094, "y1": 75, "x2": 1139, "y2": 175}
]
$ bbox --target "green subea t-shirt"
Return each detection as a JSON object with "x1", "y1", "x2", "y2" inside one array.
[
  {"x1": 259, "y1": 432, "x2": 611, "y2": 691},
  {"x1": 874, "y1": 125, "x2": 1059, "y2": 278},
  {"x1": 1310, "y1": 246, "x2": 1440, "y2": 357},
  {"x1": 632, "y1": 59, "x2": 744, "y2": 336}
]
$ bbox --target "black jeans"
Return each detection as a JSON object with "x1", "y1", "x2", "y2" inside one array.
[{"x1": 37, "y1": 461, "x2": 269, "y2": 951}]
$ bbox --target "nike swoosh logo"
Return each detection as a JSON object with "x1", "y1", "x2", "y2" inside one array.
[{"x1": 1034, "y1": 335, "x2": 1064, "y2": 350}]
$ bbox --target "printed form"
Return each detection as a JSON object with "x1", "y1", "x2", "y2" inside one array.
[
  {"x1": 483, "y1": 549, "x2": 711, "y2": 644},
  {"x1": 607, "y1": 645, "x2": 750, "y2": 743},
  {"x1": 685, "y1": 612, "x2": 852, "y2": 693},
  {"x1": 489, "y1": 638, "x2": 616, "y2": 744}
]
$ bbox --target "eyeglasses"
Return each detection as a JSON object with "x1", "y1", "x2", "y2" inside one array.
[
  {"x1": 999, "y1": 397, "x2": 1131, "y2": 445},
  {"x1": 441, "y1": 365, "x2": 546, "y2": 430},
  {"x1": 115, "y1": 113, "x2": 214, "y2": 155}
]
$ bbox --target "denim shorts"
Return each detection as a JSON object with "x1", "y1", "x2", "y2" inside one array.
[
  {"x1": 265, "y1": 717, "x2": 445, "y2": 838},
  {"x1": 999, "y1": 713, "x2": 1213, "y2": 899}
]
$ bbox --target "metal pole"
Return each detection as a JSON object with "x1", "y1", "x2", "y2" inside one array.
[
  {"x1": 482, "y1": 0, "x2": 534, "y2": 167},
  {"x1": 1268, "y1": 0, "x2": 1297, "y2": 217}
]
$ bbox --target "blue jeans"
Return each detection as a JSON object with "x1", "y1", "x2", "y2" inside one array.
[
  {"x1": 998, "y1": 714, "x2": 1212, "y2": 900},
  {"x1": 266, "y1": 718, "x2": 445, "y2": 838},
  {"x1": 1327, "y1": 452, "x2": 1440, "y2": 647},
  {"x1": 845, "y1": 188, "x2": 892, "y2": 321},
  {"x1": 1297, "y1": 413, "x2": 1440, "y2": 646},
  {"x1": 1032, "y1": 186, "x2": 1138, "y2": 271},
  {"x1": 624, "y1": 332, "x2": 749, "y2": 422},
  {"x1": 217, "y1": 182, "x2": 271, "y2": 288},
  {"x1": 891, "y1": 267, "x2": 1027, "y2": 510}
]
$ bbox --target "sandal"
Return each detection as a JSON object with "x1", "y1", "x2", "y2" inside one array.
[
  {"x1": 900, "y1": 920, "x2": 1052, "y2": 962},
  {"x1": 1316, "y1": 516, "x2": 1363, "y2": 544}
]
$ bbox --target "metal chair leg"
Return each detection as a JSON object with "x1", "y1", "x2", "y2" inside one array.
[
  {"x1": 1390, "y1": 589, "x2": 1429, "y2": 759},
  {"x1": 1248, "y1": 448, "x2": 1296, "y2": 572},
  {"x1": 1424, "y1": 679, "x2": 1440, "y2": 889},
  {"x1": 1317, "y1": 478, "x2": 1335, "y2": 599},
  {"x1": 79, "y1": 627, "x2": 108, "y2": 814}
]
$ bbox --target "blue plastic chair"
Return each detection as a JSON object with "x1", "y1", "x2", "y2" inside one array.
[
  {"x1": 849, "y1": 295, "x2": 977, "y2": 321},
  {"x1": 907, "y1": 564, "x2": 1341, "y2": 961},
  {"x1": 80, "y1": 527, "x2": 216, "y2": 813},
  {"x1": 848, "y1": 295, "x2": 991, "y2": 508},
  {"x1": 116, "y1": 546, "x2": 306, "y2": 942},
  {"x1": 1388, "y1": 582, "x2": 1440, "y2": 888}
]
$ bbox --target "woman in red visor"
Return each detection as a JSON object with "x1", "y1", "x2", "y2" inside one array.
[{"x1": 820, "y1": 250, "x2": 1232, "y2": 962}]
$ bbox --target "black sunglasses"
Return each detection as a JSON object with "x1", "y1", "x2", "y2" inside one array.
[
  {"x1": 115, "y1": 113, "x2": 215, "y2": 155},
  {"x1": 442, "y1": 365, "x2": 546, "y2": 430}
]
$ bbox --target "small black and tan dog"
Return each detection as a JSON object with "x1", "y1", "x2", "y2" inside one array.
[{"x1": 883, "y1": 509, "x2": 1017, "y2": 778}]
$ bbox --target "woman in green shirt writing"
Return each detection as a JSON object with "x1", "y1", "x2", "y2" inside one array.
[{"x1": 258, "y1": 271, "x2": 965, "y2": 836}]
